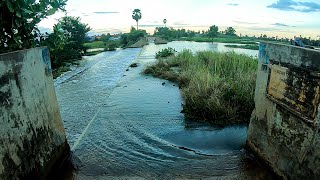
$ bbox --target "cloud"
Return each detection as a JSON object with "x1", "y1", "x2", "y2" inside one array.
[
  {"x1": 93, "y1": 12, "x2": 119, "y2": 14},
  {"x1": 145, "y1": 21, "x2": 160, "y2": 24},
  {"x1": 227, "y1": 3, "x2": 239, "y2": 6},
  {"x1": 250, "y1": 26, "x2": 291, "y2": 32},
  {"x1": 272, "y1": 23, "x2": 289, "y2": 27},
  {"x1": 173, "y1": 23, "x2": 190, "y2": 26},
  {"x1": 272, "y1": 23, "x2": 296, "y2": 27},
  {"x1": 268, "y1": 0, "x2": 320, "y2": 12},
  {"x1": 233, "y1": 20, "x2": 258, "y2": 25},
  {"x1": 88, "y1": 28, "x2": 123, "y2": 35},
  {"x1": 173, "y1": 21, "x2": 190, "y2": 26},
  {"x1": 139, "y1": 24, "x2": 163, "y2": 27}
]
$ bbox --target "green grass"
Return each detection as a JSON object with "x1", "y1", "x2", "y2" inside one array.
[
  {"x1": 225, "y1": 44, "x2": 259, "y2": 50},
  {"x1": 84, "y1": 41, "x2": 106, "y2": 49},
  {"x1": 144, "y1": 50, "x2": 258, "y2": 125}
]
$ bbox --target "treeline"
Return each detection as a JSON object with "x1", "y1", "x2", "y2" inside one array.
[
  {"x1": 153, "y1": 25, "x2": 320, "y2": 47},
  {"x1": 153, "y1": 26, "x2": 237, "y2": 40}
]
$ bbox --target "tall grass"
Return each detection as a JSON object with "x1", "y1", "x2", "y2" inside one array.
[{"x1": 145, "y1": 50, "x2": 258, "y2": 125}]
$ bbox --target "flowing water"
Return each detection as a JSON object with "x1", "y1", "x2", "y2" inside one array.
[{"x1": 55, "y1": 42, "x2": 273, "y2": 179}]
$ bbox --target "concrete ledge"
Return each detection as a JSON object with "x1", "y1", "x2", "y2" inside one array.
[
  {"x1": 248, "y1": 42, "x2": 320, "y2": 179},
  {"x1": 0, "y1": 47, "x2": 69, "y2": 179}
]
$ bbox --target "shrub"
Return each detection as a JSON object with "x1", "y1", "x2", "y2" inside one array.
[{"x1": 155, "y1": 48, "x2": 176, "y2": 59}]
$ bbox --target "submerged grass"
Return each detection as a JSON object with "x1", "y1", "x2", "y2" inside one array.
[{"x1": 144, "y1": 50, "x2": 258, "y2": 125}]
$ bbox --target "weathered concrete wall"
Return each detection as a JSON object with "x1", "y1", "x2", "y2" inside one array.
[
  {"x1": 247, "y1": 42, "x2": 320, "y2": 179},
  {"x1": 0, "y1": 47, "x2": 69, "y2": 179}
]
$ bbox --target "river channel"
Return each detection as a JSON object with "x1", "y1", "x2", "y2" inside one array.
[{"x1": 55, "y1": 41, "x2": 274, "y2": 179}]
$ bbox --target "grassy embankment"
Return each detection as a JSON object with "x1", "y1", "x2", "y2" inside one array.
[{"x1": 145, "y1": 49, "x2": 258, "y2": 125}]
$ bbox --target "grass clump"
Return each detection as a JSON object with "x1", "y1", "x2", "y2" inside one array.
[
  {"x1": 155, "y1": 47, "x2": 176, "y2": 59},
  {"x1": 145, "y1": 50, "x2": 258, "y2": 125}
]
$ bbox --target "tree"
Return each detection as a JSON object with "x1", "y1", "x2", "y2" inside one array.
[
  {"x1": 0, "y1": 0, "x2": 67, "y2": 53},
  {"x1": 224, "y1": 27, "x2": 237, "y2": 36},
  {"x1": 130, "y1": 26, "x2": 136, "y2": 32},
  {"x1": 132, "y1": 9, "x2": 142, "y2": 30},
  {"x1": 43, "y1": 16, "x2": 91, "y2": 68},
  {"x1": 100, "y1": 33, "x2": 111, "y2": 42},
  {"x1": 45, "y1": 24, "x2": 67, "y2": 68},
  {"x1": 207, "y1": 25, "x2": 219, "y2": 40},
  {"x1": 163, "y1": 19, "x2": 167, "y2": 27},
  {"x1": 120, "y1": 29, "x2": 146, "y2": 47},
  {"x1": 56, "y1": 16, "x2": 91, "y2": 55}
]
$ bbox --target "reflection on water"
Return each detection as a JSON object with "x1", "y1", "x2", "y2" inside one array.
[{"x1": 55, "y1": 42, "x2": 274, "y2": 179}]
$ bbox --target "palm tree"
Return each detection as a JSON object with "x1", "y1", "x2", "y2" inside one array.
[
  {"x1": 163, "y1": 19, "x2": 167, "y2": 27},
  {"x1": 132, "y1": 9, "x2": 142, "y2": 30}
]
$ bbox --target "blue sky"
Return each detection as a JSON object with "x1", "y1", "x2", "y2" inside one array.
[{"x1": 39, "y1": 0, "x2": 320, "y2": 38}]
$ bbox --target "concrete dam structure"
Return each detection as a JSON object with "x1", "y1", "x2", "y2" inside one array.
[
  {"x1": 248, "y1": 42, "x2": 320, "y2": 179},
  {"x1": 0, "y1": 47, "x2": 69, "y2": 179}
]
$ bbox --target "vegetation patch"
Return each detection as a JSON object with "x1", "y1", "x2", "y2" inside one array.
[
  {"x1": 52, "y1": 66, "x2": 71, "y2": 79},
  {"x1": 84, "y1": 41, "x2": 106, "y2": 49},
  {"x1": 155, "y1": 48, "x2": 176, "y2": 59},
  {"x1": 225, "y1": 44, "x2": 259, "y2": 50},
  {"x1": 145, "y1": 50, "x2": 258, "y2": 125}
]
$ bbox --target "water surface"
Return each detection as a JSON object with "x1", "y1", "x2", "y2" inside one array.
[{"x1": 55, "y1": 42, "x2": 272, "y2": 179}]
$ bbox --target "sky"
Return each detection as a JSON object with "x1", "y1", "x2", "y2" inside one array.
[{"x1": 39, "y1": 0, "x2": 320, "y2": 38}]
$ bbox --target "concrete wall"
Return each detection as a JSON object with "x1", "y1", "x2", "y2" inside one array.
[
  {"x1": 0, "y1": 47, "x2": 69, "y2": 179},
  {"x1": 247, "y1": 42, "x2": 320, "y2": 179}
]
